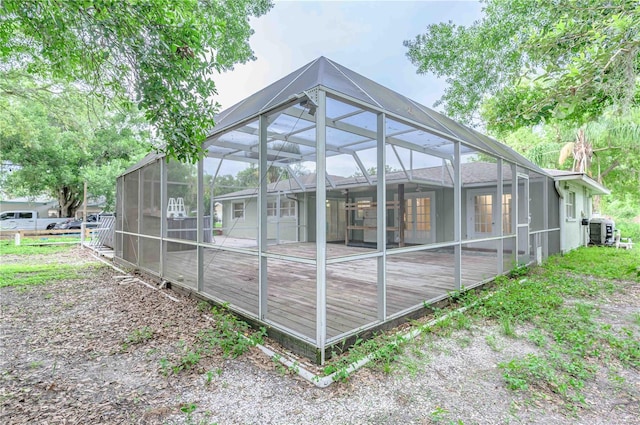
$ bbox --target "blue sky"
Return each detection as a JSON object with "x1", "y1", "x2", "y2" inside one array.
[{"x1": 214, "y1": 0, "x2": 483, "y2": 112}]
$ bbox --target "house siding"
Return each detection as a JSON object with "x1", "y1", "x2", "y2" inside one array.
[{"x1": 560, "y1": 181, "x2": 591, "y2": 252}]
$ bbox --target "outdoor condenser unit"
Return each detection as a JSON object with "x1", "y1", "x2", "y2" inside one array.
[{"x1": 589, "y1": 218, "x2": 615, "y2": 246}]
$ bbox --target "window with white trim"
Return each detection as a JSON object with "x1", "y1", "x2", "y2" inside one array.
[
  {"x1": 266, "y1": 201, "x2": 277, "y2": 217},
  {"x1": 280, "y1": 200, "x2": 296, "y2": 217},
  {"x1": 474, "y1": 194, "x2": 493, "y2": 233},
  {"x1": 232, "y1": 202, "x2": 245, "y2": 219},
  {"x1": 502, "y1": 193, "x2": 512, "y2": 234},
  {"x1": 566, "y1": 191, "x2": 576, "y2": 219}
]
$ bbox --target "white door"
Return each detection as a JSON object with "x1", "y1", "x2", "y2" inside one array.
[
  {"x1": 326, "y1": 199, "x2": 346, "y2": 241},
  {"x1": 517, "y1": 174, "x2": 530, "y2": 264},
  {"x1": 467, "y1": 191, "x2": 495, "y2": 239},
  {"x1": 467, "y1": 190, "x2": 514, "y2": 240},
  {"x1": 403, "y1": 192, "x2": 435, "y2": 244}
]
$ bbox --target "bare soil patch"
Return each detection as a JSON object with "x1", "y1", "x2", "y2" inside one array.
[{"x1": 1, "y1": 247, "x2": 638, "y2": 424}]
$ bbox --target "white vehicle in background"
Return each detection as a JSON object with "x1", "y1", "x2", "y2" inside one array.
[{"x1": 0, "y1": 210, "x2": 67, "y2": 231}]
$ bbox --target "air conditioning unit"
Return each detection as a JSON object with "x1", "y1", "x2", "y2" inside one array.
[{"x1": 589, "y1": 218, "x2": 615, "y2": 246}]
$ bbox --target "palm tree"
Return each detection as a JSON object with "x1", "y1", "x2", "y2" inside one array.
[
  {"x1": 558, "y1": 108, "x2": 640, "y2": 212},
  {"x1": 558, "y1": 128, "x2": 593, "y2": 174}
]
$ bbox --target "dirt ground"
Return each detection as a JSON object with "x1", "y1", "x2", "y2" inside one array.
[{"x1": 1, "y1": 247, "x2": 638, "y2": 424}]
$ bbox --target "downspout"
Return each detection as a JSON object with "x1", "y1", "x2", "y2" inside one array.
[{"x1": 554, "y1": 180, "x2": 565, "y2": 253}]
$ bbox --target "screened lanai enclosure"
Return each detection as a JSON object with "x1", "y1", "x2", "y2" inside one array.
[{"x1": 116, "y1": 57, "x2": 561, "y2": 363}]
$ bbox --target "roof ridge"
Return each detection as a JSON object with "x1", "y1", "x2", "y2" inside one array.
[
  {"x1": 325, "y1": 58, "x2": 383, "y2": 108},
  {"x1": 261, "y1": 58, "x2": 322, "y2": 111}
]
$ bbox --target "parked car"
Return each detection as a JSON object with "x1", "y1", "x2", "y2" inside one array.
[
  {"x1": 0, "y1": 210, "x2": 66, "y2": 231},
  {"x1": 87, "y1": 212, "x2": 113, "y2": 222},
  {"x1": 53, "y1": 219, "x2": 99, "y2": 230}
]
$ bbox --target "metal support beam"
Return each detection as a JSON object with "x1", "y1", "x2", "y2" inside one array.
[
  {"x1": 214, "y1": 140, "x2": 305, "y2": 161},
  {"x1": 258, "y1": 114, "x2": 269, "y2": 320},
  {"x1": 315, "y1": 90, "x2": 328, "y2": 364},
  {"x1": 453, "y1": 142, "x2": 461, "y2": 290},
  {"x1": 497, "y1": 159, "x2": 504, "y2": 275},
  {"x1": 197, "y1": 159, "x2": 204, "y2": 292},
  {"x1": 391, "y1": 145, "x2": 409, "y2": 180},
  {"x1": 326, "y1": 174, "x2": 336, "y2": 189},
  {"x1": 376, "y1": 112, "x2": 387, "y2": 322},
  {"x1": 398, "y1": 184, "x2": 405, "y2": 248},
  {"x1": 222, "y1": 106, "x2": 453, "y2": 162},
  {"x1": 352, "y1": 152, "x2": 373, "y2": 185},
  {"x1": 210, "y1": 160, "x2": 221, "y2": 233},
  {"x1": 543, "y1": 176, "x2": 549, "y2": 260},
  {"x1": 160, "y1": 161, "x2": 166, "y2": 277},
  {"x1": 512, "y1": 163, "x2": 519, "y2": 264},
  {"x1": 136, "y1": 168, "x2": 142, "y2": 267},
  {"x1": 286, "y1": 165, "x2": 306, "y2": 191}
]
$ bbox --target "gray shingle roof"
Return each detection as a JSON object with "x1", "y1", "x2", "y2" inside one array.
[{"x1": 215, "y1": 162, "x2": 524, "y2": 200}]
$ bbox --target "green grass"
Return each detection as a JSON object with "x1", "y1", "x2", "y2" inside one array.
[
  {"x1": 0, "y1": 263, "x2": 102, "y2": 287},
  {"x1": 542, "y1": 246, "x2": 640, "y2": 281},
  {"x1": 0, "y1": 239, "x2": 76, "y2": 255},
  {"x1": 319, "y1": 247, "x2": 639, "y2": 409},
  {"x1": 615, "y1": 219, "x2": 640, "y2": 241},
  {"x1": 477, "y1": 248, "x2": 639, "y2": 406}
]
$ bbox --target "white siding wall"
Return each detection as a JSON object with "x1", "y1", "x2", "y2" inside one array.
[
  {"x1": 222, "y1": 196, "x2": 300, "y2": 242},
  {"x1": 560, "y1": 181, "x2": 592, "y2": 253}
]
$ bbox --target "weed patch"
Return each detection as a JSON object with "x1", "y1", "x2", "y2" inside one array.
[
  {"x1": 122, "y1": 327, "x2": 154, "y2": 351},
  {"x1": 159, "y1": 304, "x2": 265, "y2": 375},
  {"x1": 322, "y1": 333, "x2": 407, "y2": 382}
]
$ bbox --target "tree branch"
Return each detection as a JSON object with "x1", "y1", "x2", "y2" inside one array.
[{"x1": 599, "y1": 159, "x2": 620, "y2": 180}]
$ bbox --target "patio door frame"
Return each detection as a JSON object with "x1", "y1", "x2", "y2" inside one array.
[
  {"x1": 397, "y1": 191, "x2": 436, "y2": 245},
  {"x1": 516, "y1": 173, "x2": 530, "y2": 265}
]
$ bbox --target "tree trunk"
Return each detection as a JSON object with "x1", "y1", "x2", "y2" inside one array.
[{"x1": 57, "y1": 186, "x2": 82, "y2": 217}]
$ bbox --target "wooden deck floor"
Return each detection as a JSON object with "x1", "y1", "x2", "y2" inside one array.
[{"x1": 162, "y1": 242, "x2": 500, "y2": 342}]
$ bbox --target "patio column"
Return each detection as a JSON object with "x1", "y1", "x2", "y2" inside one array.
[
  {"x1": 160, "y1": 160, "x2": 167, "y2": 277},
  {"x1": 376, "y1": 112, "x2": 386, "y2": 321},
  {"x1": 259, "y1": 114, "x2": 269, "y2": 320},
  {"x1": 453, "y1": 142, "x2": 461, "y2": 290},
  {"x1": 543, "y1": 176, "x2": 549, "y2": 260},
  {"x1": 315, "y1": 90, "x2": 327, "y2": 363},
  {"x1": 137, "y1": 168, "x2": 142, "y2": 267},
  {"x1": 497, "y1": 158, "x2": 504, "y2": 275},
  {"x1": 511, "y1": 163, "x2": 518, "y2": 263},
  {"x1": 197, "y1": 158, "x2": 204, "y2": 292}
]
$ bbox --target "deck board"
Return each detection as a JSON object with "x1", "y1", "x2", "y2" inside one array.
[{"x1": 162, "y1": 242, "x2": 501, "y2": 341}]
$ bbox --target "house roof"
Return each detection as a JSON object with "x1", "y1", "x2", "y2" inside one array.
[
  {"x1": 123, "y1": 57, "x2": 548, "y2": 177},
  {"x1": 216, "y1": 162, "x2": 525, "y2": 200},
  {"x1": 0, "y1": 195, "x2": 57, "y2": 204},
  {"x1": 544, "y1": 169, "x2": 611, "y2": 195}
]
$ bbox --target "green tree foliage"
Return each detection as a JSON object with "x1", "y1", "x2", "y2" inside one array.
[
  {"x1": 405, "y1": 0, "x2": 639, "y2": 132},
  {"x1": 502, "y1": 108, "x2": 640, "y2": 212},
  {"x1": 405, "y1": 0, "x2": 639, "y2": 219},
  {"x1": 0, "y1": 0, "x2": 273, "y2": 162},
  {"x1": 212, "y1": 164, "x2": 289, "y2": 196},
  {"x1": 0, "y1": 86, "x2": 149, "y2": 217}
]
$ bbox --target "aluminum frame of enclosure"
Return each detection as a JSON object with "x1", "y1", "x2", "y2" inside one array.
[{"x1": 115, "y1": 57, "x2": 561, "y2": 364}]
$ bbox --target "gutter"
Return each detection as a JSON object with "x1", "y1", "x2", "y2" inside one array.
[{"x1": 554, "y1": 180, "x2": 566, "y2": 253}]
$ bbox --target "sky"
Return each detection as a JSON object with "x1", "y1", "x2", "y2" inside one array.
[{"x1": 213, "y1": 0, "x2": 483, "y2": 112}]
